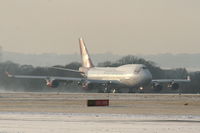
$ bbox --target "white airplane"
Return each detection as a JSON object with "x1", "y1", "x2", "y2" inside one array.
[{"x1": 6, "y1": 38, "x2": 190, "y2": 93}]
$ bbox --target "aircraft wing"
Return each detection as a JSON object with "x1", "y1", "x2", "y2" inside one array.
[
  {"x1": 6, "y1": 72, "x2": 84, "y2": 81},
  {"x1": 152, "y1": 76, "x2": 191, "y2": 83},
  {"x1": 6, "y1": 72, "x2": 120, "y2": 84},
  {"x1": 50, "y1": 67, "x2": 84, "y2": 74}
]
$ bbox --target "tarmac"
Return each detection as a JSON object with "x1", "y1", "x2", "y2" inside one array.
[{"x1": 0, "y1": 92, "x2": 199, "y2": 133}]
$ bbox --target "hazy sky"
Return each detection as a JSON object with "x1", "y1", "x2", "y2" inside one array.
[{"x1": 0, "y1": 0, "x2": 200, "y2": 55}]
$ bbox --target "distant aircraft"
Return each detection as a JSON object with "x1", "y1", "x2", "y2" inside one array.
[{"x1": 6, "y1": 38, "x2": 191, "y2": 93}]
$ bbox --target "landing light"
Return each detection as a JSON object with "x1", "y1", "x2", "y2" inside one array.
[{"x1": 139, "y1": 87, "x2": 144, "y2": 90}]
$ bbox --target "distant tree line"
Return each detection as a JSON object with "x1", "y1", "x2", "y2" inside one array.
[{"x1": 0, "y1": 55, "x2": 199, "y2": 93}]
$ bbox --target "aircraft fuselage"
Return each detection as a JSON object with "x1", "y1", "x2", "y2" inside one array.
[{"x1": 86, "y1": 64, "x2": 152, "y2": 88}]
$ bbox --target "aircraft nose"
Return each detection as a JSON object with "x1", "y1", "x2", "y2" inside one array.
[{"x1": 142, "y1": 70, "x2": 152, "y2": 85}]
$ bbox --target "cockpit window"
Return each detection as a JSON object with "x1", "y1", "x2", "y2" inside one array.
[
  {"x1": 134, "y1": 66, "x2": 147, "y2": 74},
  {"x1": 142, "y1": 66, "x2": 147, "y2": 69},
  {"x1": 134, "y1": 67, "x2": 141, "y2": 74}
]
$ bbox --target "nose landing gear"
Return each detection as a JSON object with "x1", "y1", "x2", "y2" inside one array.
[
  {"x1": 128, "y1": 87, "x2": 144, "y2": 93},
  {"x1": 138, "y1": 87, "x2": 144, "y2": 93}
]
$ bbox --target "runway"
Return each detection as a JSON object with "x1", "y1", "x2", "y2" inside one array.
[
  {"x1": 0, "y1": 112, "x2": 200, "y2": 133},
  {"x1": 0, "y1": 93, "x2": 199, "y2": 133}
]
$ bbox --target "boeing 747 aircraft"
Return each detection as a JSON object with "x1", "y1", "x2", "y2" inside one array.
[{"x1": 6, "y1": 38, "x2": 190, "y2": 93}]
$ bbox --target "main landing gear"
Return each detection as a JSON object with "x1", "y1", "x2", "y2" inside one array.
[
  {"x1": 128, "y1": 87, "x2": 144, "y2": 93},
  {"x1": 98, "y1": 82, "x2": 120, "y2": 93}
]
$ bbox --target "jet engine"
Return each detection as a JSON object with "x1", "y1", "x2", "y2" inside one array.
[
  {"x1": 168, "y1": 82, "x2": 179, "y2": 90},
  {"x1": 46, "y1": 80, "x2": 59, "y2": 88},
  {"x1": 152, "y1": 82, "x2": 163, "y2": 92}
]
